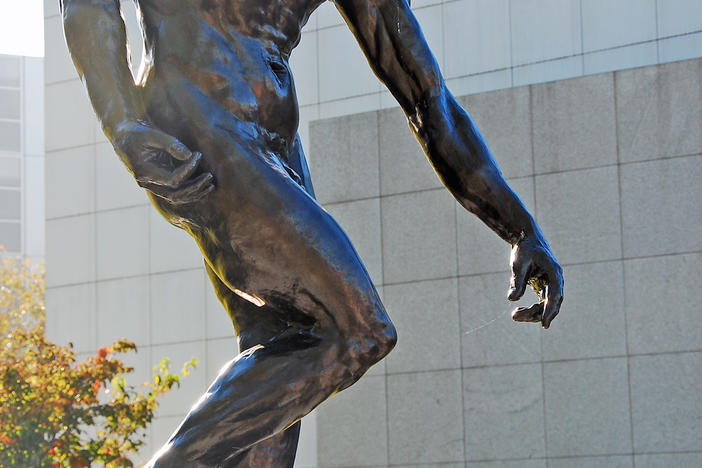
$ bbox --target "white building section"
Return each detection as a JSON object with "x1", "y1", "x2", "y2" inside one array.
[{"x1": 0, "y1": 53, "x2": 44, "y2": 260}]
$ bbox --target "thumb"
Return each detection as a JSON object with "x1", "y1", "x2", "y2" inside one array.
[
  {"x1": 166, "y1": 138, "x2": 194, "y2": 162},
  {"x1": 147, "y1": 128, "x2": 193, "y2": 161}
]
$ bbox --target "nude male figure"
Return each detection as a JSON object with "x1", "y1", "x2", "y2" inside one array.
[{"x1": 61, "y1": 0, "x2": 564, "y2": 466}]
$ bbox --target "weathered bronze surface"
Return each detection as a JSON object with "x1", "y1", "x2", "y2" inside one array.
[{"x1": 61, "y1": 0, "x2": 564, "y2": 465}]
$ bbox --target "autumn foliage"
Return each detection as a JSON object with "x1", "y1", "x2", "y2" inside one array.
[{"x1": 0, "y1": 251, "x2": 196, "y2": 467}]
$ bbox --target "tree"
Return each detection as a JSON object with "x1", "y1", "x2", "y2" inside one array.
[{"x1": 0, "y1": 250, "x2": 197, "y2": 467}]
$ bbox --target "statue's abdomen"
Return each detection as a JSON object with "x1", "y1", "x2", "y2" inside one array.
[{"x1": 142, "y1": 9, "x2": 300, "y2": 151}]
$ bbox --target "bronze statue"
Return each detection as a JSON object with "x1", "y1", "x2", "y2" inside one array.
[{"x1": 60, "y1": 0, "x2": 564, "y2": 466}]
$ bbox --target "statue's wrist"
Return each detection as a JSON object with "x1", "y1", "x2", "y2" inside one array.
[{"x1": 513, "y1": 218, "x2": 543, "y2": 247}]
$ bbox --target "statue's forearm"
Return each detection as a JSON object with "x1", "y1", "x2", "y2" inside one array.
[
  {"x1": 410, "y1": 88, "x2": 540, "y2": 246},
  {"x1": 335, "y1": 0, "x2": 540, "y2": 246},
  {"x1": 62, "y1": 0, "x2": 145, "y2": 134}
]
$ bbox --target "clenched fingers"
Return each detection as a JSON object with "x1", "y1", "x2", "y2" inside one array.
[
  {"x1": 147, "y1": 172, "x2": 215, "y2": 205},
  {"x1": 146, "y1": 129, "x2": 193, "y2": 162},
  {"x1": 168, "y1": 151, "x2": 203, "y2": 188}
]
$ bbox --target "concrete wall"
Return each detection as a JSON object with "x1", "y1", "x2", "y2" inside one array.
[
  {"x1": 42, "y1": 0, "x2": 701, "y2": 465},
  {"x1": 307, "y1": 58, "x2": 702, "y2": 468},
  {"x1": 291, "y1": 0, "x2": 702, "y2": 153}
]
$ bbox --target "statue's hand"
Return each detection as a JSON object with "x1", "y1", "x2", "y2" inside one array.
[
  {"x1": 111, "y1": 120, "x2": 214, "y2": 205},
  {"x1": 508, "y1": 234, "x2": 563, "y2": 329}
]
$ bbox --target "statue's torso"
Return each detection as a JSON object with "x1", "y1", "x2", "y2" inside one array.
[{"x1": 139, "y1": 0, "x2": 327, "y2": 154}]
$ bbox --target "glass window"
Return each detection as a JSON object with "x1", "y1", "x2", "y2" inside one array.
[
  {"x1": 0, "y1": 189, "x2": 20, "y2": 219},
  {"x1": 0, "y1": 121, "x2": 21, "y2": 152},
  {"x1": 0, "y1": 157, "x2": 20, "y2": 187},
  {"x1": 0, "y1": 221, "x2": 20, "y2": 252},
  {"x1": 0, "y1": 56, "x2": 21, "y2": 87},
  {"x1": 0, "y1": 89, "x2": 21, "y2": 120}
]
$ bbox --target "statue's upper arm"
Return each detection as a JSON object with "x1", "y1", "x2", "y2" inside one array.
[{"x1": 334, "y1": 0, "x2": 444, "y2": 111}]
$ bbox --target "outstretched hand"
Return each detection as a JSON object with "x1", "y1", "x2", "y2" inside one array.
[
  {"x1": 508, "y1": 235, "x2": 563, "y2": 329},
  {"x1": 111, "y1": 120, "x2": 214, "y2": 205}
]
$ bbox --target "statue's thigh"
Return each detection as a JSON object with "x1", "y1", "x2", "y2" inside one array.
[
  {"x1": 199, "y1": 189, "x2": 385, "y2": 339},
  {"x1": 205, "y1": 260, "x2": 313, "y2": 350},
  {"x1": 147, "y1": 88, "x2": 386, "y2": 336}
]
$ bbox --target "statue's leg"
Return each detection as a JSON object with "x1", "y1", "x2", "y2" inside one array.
[
  {"x1": 146, "y1": 190, "x2": 396, "y2": 467},
  {"x1": 203, "y1": 261, "x2": 302, "y2": 468},
  {"x1": 198, "y1": 137, "x2": 314, "y2": 467},
  {"x1": 149, "y1": 318, "x2": 392, "y2": 467},
  {"x1": 220, "y1": 421, "x2": 300, "y2": 468},
  {"x1": 144, "y1": 95, "x2": 395, "y2": 466}
]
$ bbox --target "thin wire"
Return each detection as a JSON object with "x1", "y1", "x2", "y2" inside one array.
[{"x1": 463, "y1": 309, "x2": 507, "y2": 336}]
